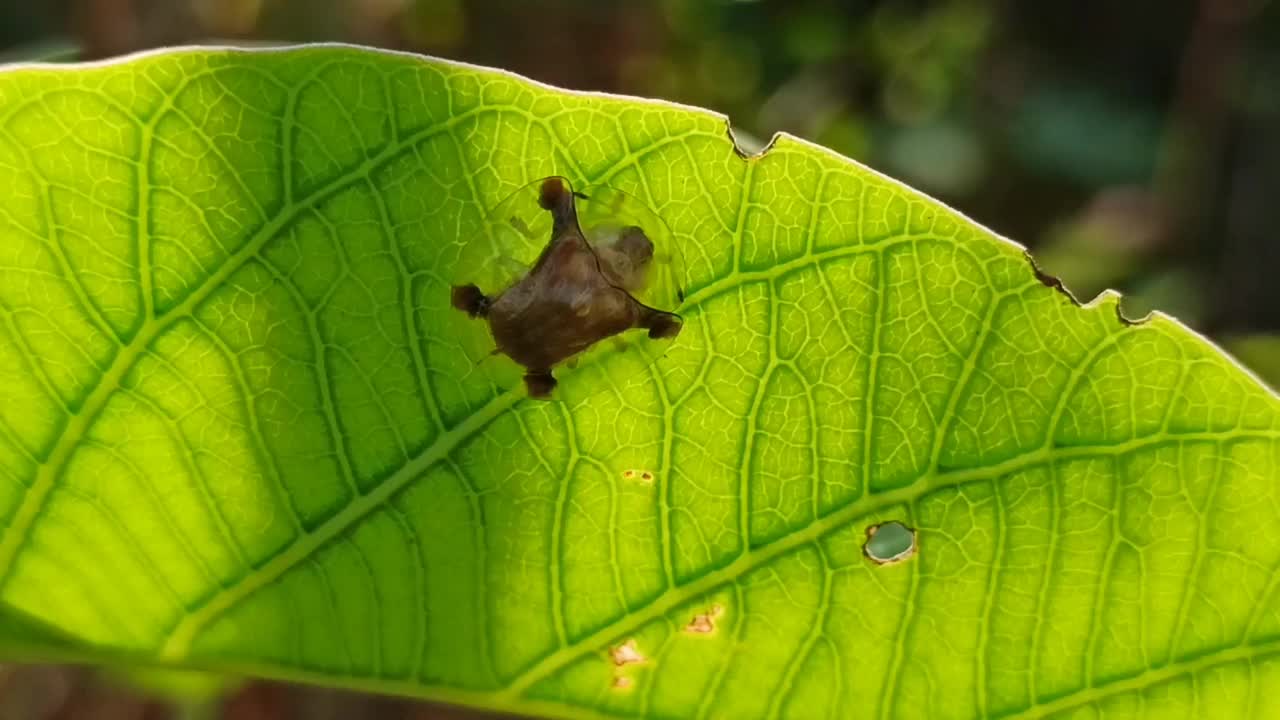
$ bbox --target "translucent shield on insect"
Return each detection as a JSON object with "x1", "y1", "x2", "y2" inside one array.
[
  {"x1": 569, "y1": 181, "x2": 687, "y2": 400},
  {"x1": 575, "y1": 183, "x2": 685, "y2": 316}
]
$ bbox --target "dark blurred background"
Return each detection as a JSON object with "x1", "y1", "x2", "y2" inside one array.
[{"x1": 1, "y1": 0, "x2": 1277, "y2": 717}]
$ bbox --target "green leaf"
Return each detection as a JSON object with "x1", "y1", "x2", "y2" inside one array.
[
  {"x1": 1, "y1": 45, "x2": 1278, "y2": 719},
  {"x1": 0, "y1": 603, "x2": 81, "y2": 657}
]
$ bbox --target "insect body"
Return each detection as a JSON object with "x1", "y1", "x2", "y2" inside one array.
[{"x1": 451, "y1": 177, "x2": 683, "y2": 398}]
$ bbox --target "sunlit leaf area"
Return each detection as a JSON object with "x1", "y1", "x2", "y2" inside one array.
[{"x1": 1, "y1": 3, "x2": 1278, "y2": 720}]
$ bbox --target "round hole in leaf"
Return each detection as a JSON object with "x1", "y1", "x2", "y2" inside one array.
[{"x1": 863, "y1": 521, "x2": 917, "y2": 565}]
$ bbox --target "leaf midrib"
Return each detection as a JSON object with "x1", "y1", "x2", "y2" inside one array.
[
  {"x1": 1000, "y1": 640, "x2": 1280, "y2": 719},
  {"x1": 0, "y1": 102, "x2": 511, "y2": 582},
  {"x1": 124, "y1": 198, "x2": 1275, "y2": 669},
  {"x1": 159, "y1": 385, "x2": 524, "y2": 657},
  {"x1": 496, "y1": 428, "x2": 1278, "y2": 697},
  {"x1": 0, "y1": 74, "x2": 730, "y2": 584},
  {"x1": 153, "y1": 231, "x2": 955, "y2": 651}
]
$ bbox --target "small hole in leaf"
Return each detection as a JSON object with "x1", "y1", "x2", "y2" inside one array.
[
  {"x1": 863, "y1": 521, "x2": 917, "y2": 565},
  {"x1": 609, "y1": 639, "x2": 645, "y2": 666}
]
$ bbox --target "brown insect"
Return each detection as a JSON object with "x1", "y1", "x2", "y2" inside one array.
[{"x1": 451, "y1": 177, "x2": 683, "y2": 398}]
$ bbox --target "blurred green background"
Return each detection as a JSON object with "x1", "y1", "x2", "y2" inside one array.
[{"x1": 1, "y1": 0, "x2": 1277, "y2": 717}]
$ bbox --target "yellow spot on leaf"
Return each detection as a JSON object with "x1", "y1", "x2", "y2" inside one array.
[
  {"x1": 609, "y1": 639, "x2": 645, "y2": 666},
  {"x1": 684, "y1": 603, "x2": 724, "y2": 634}
]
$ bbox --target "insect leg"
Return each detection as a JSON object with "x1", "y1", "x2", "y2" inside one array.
[
  {"x1": 523, "y1": 370, "x2": 557, "y2": 399},
  {"x1": 638, "y1": 307, "x2": 683, "y2": 340},
  {"x1": 451, "y1": 284, "x2": 491, "y2": 318}
]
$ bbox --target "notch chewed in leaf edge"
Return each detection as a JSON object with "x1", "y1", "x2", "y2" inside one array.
[{"x1": 1023, "y1": 249, "x2": 1147, "y2": 326}]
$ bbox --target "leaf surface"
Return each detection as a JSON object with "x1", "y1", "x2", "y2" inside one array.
[{"x1": 0, "y1": 46, "x2": 1278, "y2": 719}]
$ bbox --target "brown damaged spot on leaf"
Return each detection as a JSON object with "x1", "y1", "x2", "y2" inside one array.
[
  {"x1": 684, "y1": 604, "x2": 725, "y2": 634},
  {"x1": 622, "y1": 469, "x2": 655, "y2": 483},
  {"x1": 608, "y1": 639, "x2": 648, "y2": 690},
  {"x1": 609, "y1": 639, "x2": 645, "y2": 667}
]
